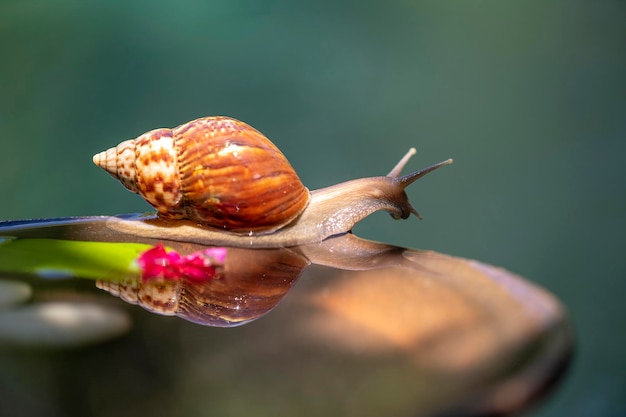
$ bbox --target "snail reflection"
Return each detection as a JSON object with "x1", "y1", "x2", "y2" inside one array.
[
  {"x1": 91, "y1": 232, "x2": 414, "y2": 328},
  {"x1": 93, "y1": 231, "x2": 419, "y2": 327},
  {"x1": 96, "y1": 245, "x2": 309, "y2": 327}
]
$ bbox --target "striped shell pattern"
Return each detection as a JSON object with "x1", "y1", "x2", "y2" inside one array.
[{"x1": 93, "y1": 117, "x2": 310, "y2": 233}]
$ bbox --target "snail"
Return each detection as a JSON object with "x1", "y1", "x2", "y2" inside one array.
[{"x1": 93, "y1": 116, "x2": 452, "y2": 248}]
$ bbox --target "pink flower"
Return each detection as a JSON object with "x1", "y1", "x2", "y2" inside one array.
[{"x1": 137, "y1": 244, "x2": 226, "y2": 282}]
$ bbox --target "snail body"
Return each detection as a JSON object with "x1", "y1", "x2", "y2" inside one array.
[{"x1": 93, "y1": 116, "x2": 452, "y2": 248}]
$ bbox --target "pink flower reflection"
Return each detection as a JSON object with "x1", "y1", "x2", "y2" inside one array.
[{"x1": 137, "y1": 244, "x2": 226, "y2": 282}]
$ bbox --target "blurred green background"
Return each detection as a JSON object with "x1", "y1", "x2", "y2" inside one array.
[{"x1": 1, "y1": 0, "x2": 625, "y2": 415}]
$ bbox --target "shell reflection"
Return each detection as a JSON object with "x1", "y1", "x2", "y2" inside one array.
[{"x1": 97, "y1": 247, "x2": 308, "y2": 327}]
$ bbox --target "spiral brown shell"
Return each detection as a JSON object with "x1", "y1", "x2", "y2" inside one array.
[{"x1": 93, "y1": 117, "x2": 310, "y2": 233}]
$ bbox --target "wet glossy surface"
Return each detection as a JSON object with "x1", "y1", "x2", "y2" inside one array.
[{"x1": 0, "y1": 216, "x2": 571, "y2": 417}]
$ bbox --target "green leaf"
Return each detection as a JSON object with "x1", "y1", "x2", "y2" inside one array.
[{"x1": 0, "y1": 238, "x2": 155, "y2": 281}]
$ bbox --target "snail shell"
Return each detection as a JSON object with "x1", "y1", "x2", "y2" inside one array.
[{"x1": 93, "y1": 117, "x2": 310, "y2": 233}]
